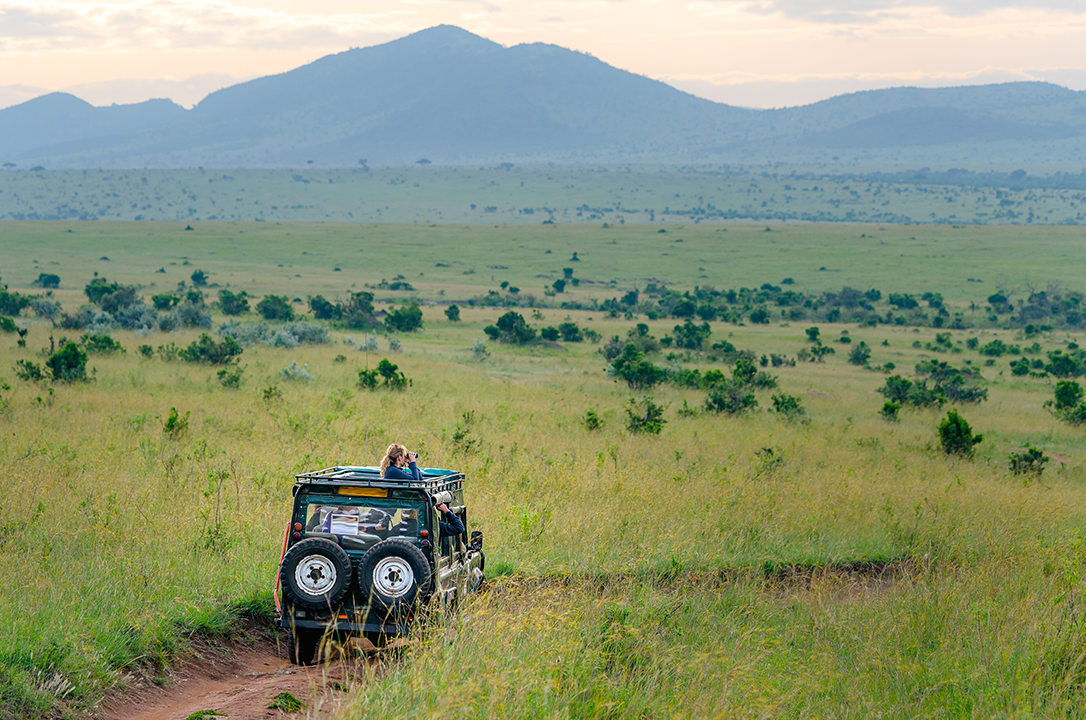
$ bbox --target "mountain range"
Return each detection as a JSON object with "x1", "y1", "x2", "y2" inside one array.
[{"x1": 3, "y1": 25, "x2": 1085, "y2": 169}]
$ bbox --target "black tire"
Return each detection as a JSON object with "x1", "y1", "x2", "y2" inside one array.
[
  {"x1": 356, "y1": 539, "x2": 433, "y2": 615},
  {"x1": 280, "y1": 538, "x2": 352, "y2": 610},
  {"x1": 287, "y1": 627, "x2": 321, "y2": 665}
]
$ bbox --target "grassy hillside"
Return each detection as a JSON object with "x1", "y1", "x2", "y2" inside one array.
[{"x1": 1, "y1": 221, "x2": 1085, "y2": 717}]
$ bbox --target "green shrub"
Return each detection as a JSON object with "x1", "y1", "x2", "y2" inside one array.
[
  {"x1": 255, "y1": 295, "x2": 295, "y2": 321},
  {"x1": 179, "y1": 334, "x2": 242, "y2": 364},
  {"x1": 81, "y1": 333, "x2": 124, "y2": 355},
  {"x1": 445, "y1": 305, "x2": 461, "y2": 322},
  {"x1": 151, "y1": 293, "x2": 180, "y2": 310},
  {"x1": 385, "y1": 302, "x2": 423, "y2": 332},
  {"x1": 84, "y1": 277, "x2": 120, "y2": 304},
  {"x1": 190, "y1": 269, "x2": 209, "y2": 287},
  {"x1": 46, "y1": 342, "x2": 87, "y2": 382},
  {"x1": 625, "y1": 397, "x2": 666, "y2": 434},
  {"x1": 770, "y1": 393, "x2": 806, "y2": 420},
  {"x1": 1053, "y1": 380, "x2": 1083, "y2": 410},
  {"x1": 262, "y1": 384, "x2": 283, "y2": 403},
  {"x1": 879, "y1": 401, "x2": 901, "y2": 421},
  {"x1": 14, "y1": 359, "x2": 44, "y2": 382},
  {"x1": 558, "y1": 322, "x2": 583, "y2": 342},
  {"x1": 163, "y1": 407, "x2": 190, "y2": 438},
  {"x1": 216, "y1": 367, "x2": 243, "y2": 389},
  {"x1": 805, "y1": 327, "x2": 820, "y2": 343},
  {"x1": 540, "y1": 326, "x2": 560, "y2": 341},
  {"x1": 484, "y1": 311, "x2": 536, "y2": 344},
  {"x1": 34, "y1": 273, "x2": 60, "y2": 289},
  {"x1": 582, "y1": 409, "x2": 603, "y2": 431},
  {"x1": 705, "y1": 384, "x2": 758, "y2": 415},
  {"x1": 610, "y1": 344, "x2": 668, "y2": 390},
  {"x1": 358, "y1": 359, "x2": 410, "y2": 390},
  {"x1": 938, "y1": 409, "x2": 983, "y2": 458},
  {"x1": 1008, "y1": 447, "x2": 1048, "y2": 477},
  {"x1": 0, "y1": 316, "x2": 18, "y2": 333},
  {"x1": 847, "y1": 341, "x2": 871, "y2": 366},
  {"x1": 217, "y1": 290, "x2": 250, "y2": 316}
]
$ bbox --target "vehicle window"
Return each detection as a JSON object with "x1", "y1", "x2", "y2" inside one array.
[{"x1": 304, "y1": 501, "x2": 421, "y2": 538}]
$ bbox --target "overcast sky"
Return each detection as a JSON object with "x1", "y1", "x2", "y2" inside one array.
[{"x1": 1, "y1": 0, "x2": 1084, "y2": 109}]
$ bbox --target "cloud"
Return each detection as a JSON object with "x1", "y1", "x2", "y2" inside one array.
[
  {"x1": 745, "y1": 0, "x2": 1086, "y2": 22},
  {"x1": 0, "y1": 0, "x2": 406, "y2": 53}
]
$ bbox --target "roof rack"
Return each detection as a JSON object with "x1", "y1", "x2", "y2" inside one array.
[{"x1": 294, "y1": 465, "x2": 464, "y2": 493}]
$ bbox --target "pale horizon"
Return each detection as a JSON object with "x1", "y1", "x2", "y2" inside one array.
[{"x1": 2, "y1": 0, "x2": 1085, "y2": 111}]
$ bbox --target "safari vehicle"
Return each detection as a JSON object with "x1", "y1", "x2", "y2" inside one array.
[{"x1": 275, "y1": 465, "x2": 485, "y2": 664}]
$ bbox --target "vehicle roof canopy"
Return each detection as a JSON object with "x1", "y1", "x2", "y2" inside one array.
[{"x1": 294, "y1": 465, "x2": 464, "y2": 494}]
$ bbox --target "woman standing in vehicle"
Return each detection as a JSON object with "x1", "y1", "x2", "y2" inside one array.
[{"x1": 380, "y1": 443, "x2": 421, "y2": 481}]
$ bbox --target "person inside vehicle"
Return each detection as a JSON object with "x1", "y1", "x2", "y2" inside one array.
[
  {"x1": 435, "y1": 497, "x2": 465, "y2": 538},
  {"x1": 381, "y1": 443, "x2": 421, "y2": 481}
]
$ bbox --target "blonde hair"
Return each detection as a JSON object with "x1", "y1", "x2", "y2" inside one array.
[{"x1": 380, "y1": 443, "x2": 407, "y2": 476}]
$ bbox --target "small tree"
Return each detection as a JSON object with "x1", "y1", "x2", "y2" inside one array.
[
  {"x1": 217, "y1": 290, "x2": 250, "y2": 316},
  {"x1": 385, "y1": 303, "x2": 423, "y2": 333},
  {"x1": 179, "y1": 334, "x2": 243, "y2": 364},
  {"x1": 1053, "y1": 380, "x2": 1084, "y2": 411},
  {"x1": 848, "y1": 341, "x2": 871, "y2": 366},
  {"x1": 256, "y1": 295, "x2": 295, "y2": 321},
  {"x1": 582, "y1": 409, "x2": 603, "y2": 431},
  {"x1": 771, "y1": 393, "x2": 806, "y2": 421},
  {"x1": 47, "y1": 341, "x2": 87, "y2": 382},
  {"x1": 541, "y1": 326, "x2": 560, "y2": 341},
  {"x1": 879, "y1": 401, "x2": 901, "y2": 422},
  {"x1": 445, "y1": 305, "x2": 461, "y2": 322},
  {"x1": 626, "y1": 397, "x2": 666, "y2": 434},
  {"x1": 938, "y1": 409, "x2": 983, "y2": 458},
  {"x1": 805, "y1": 327, "x2": 820, "y2": 343},
  {"x1": 191, "y1": 269, "x2": 209, "y2": 287},
  {"x1": 552, "y1": 279, "x2": 567, "y2": 294},
  {"x1": 34, "y1": 273, "x2": 60, "y2": 289},
  {"x1": 1008, "y1": 447, "x2": 1047, "y2": 478}
]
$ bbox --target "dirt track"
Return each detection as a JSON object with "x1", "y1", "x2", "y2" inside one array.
[{"x1": 98, "y1": 631, "x2": 372, "y2": 720}]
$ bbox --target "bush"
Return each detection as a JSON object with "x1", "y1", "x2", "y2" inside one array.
[
  {"x1": 191, "y1": 269, "x2": 209, "y2": 286},
  {"x1": 485, "y1": 311, "x2": 536, "y2": 345},
  {"x1": 358, "y1": 359, "x2": 410, "y2": 390},
  {"x1": 34, "y1": 273, "x2": 60, "y2": 288},
  {"x1": 705, "y1": 383, "x2": 758, "y2": 415},
  {"x1": 540, "y1": 326, "x2": 560, "y2": 342},
  {"x1": 256, "y1": 295, "x2": 295, "y2": 321},
  {"x1": 672, "y1": 320, "x2": 711, "y2": 350},
  {"x1": 163, "y1": 407, "x2": 189, "y2": 438},
  {"x1": 385, "y1": 303, "x2": 423, "y2": 333},
  {"x1": 84, "y1": 278, "x2": 120, "y2": 304},
  {"x1": 610, "y1": 344, "x2": 668, "y2": 390},
  {"x1": 46, "y1": 342, "x2": 87, "y2": 382},
  {"x1": 771, "y1": 393, "x2": 806, "y2": 420},
  {"x1": 279, "y1": 361, "x2": 314, "y2": 382},
  {"x1": 217, "y1": 290, "x2": 250, "y2": 315},
  {"x1": 938, "y1": 409, "x2": 983, "y2": 458},
  {"x1": 625, "y1": 397, "x2": 666, "y2": 434},
  {"x1": 847, "y1": 341, "x2": 871, "y2": 366},
  {"x1": 1054, "y1": 380, "x2": 1085, "y2": 410},
  {"x1": 82, "y1": 333, "x2": 124, "y2": 355},
  {"x1": 1008, "y1": 447, "x2": 1048, "y2": 477},
  {"x1": 445, "y1": 305, "x2": 461, "y2": 322},
  {"x1": 180, "y1": 334, "x2": 243, "y2": 364},
  {"x1": 582, "y1": 409, "x2": 603, "y2": 431},
  {"x1": 805, "y1": 327, "x2": 820, "y2": 342},
  {"x1": 880, "y1": 400, "x2": 901, "y2": 421},
  {"x1": 152, "y1": 293, "x2": 180, "y2": 310},
  {"x1": 216, "y1": 367, "x2": 243, "y2": 388},
  {"x1": 138, "y1": 344, "x2": 154, "y2": 358},
  {"x1": 14, "y1": 359, "x2": 44, "y2": 382},
  {"x1": 558, "y1": 322, "x2": 583, "y2": 342}
]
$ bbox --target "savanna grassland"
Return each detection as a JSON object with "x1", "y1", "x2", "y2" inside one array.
[
  {"x1": 3, "y1": 165, "x2": 1086, "y2": 226},
  {"x1": 1, "y1": 220, "x2": 1086, "y2": 718}
]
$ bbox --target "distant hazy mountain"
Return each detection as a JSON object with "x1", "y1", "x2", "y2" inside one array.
[{"x1": 2, "y1": 25, "x2": 1084, "y2": 169}]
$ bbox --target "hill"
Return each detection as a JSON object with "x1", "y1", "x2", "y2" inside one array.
[{"x1": 1, "y1": 26, "x2": 1084, "y2": 168}]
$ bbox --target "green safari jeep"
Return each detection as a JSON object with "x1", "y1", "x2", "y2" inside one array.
[{"x1": 275, "y1": 465, "x2": 485, "y2": 664}]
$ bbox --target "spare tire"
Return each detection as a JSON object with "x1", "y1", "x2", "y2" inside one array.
[
  {"x1": 357, "y1": 539, "x2": 433, "y2": 614},
  {"x1": 280, "y1": 538, "x2": 352, "y2": 610}
]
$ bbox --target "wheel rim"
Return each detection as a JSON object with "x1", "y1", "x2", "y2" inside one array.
[
  {"x1": 373, "y1": 556, "x2": 415, "y2": 599},
  {"x1": 295, "y1": 554, "x2": 337, "y2": 597}
]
